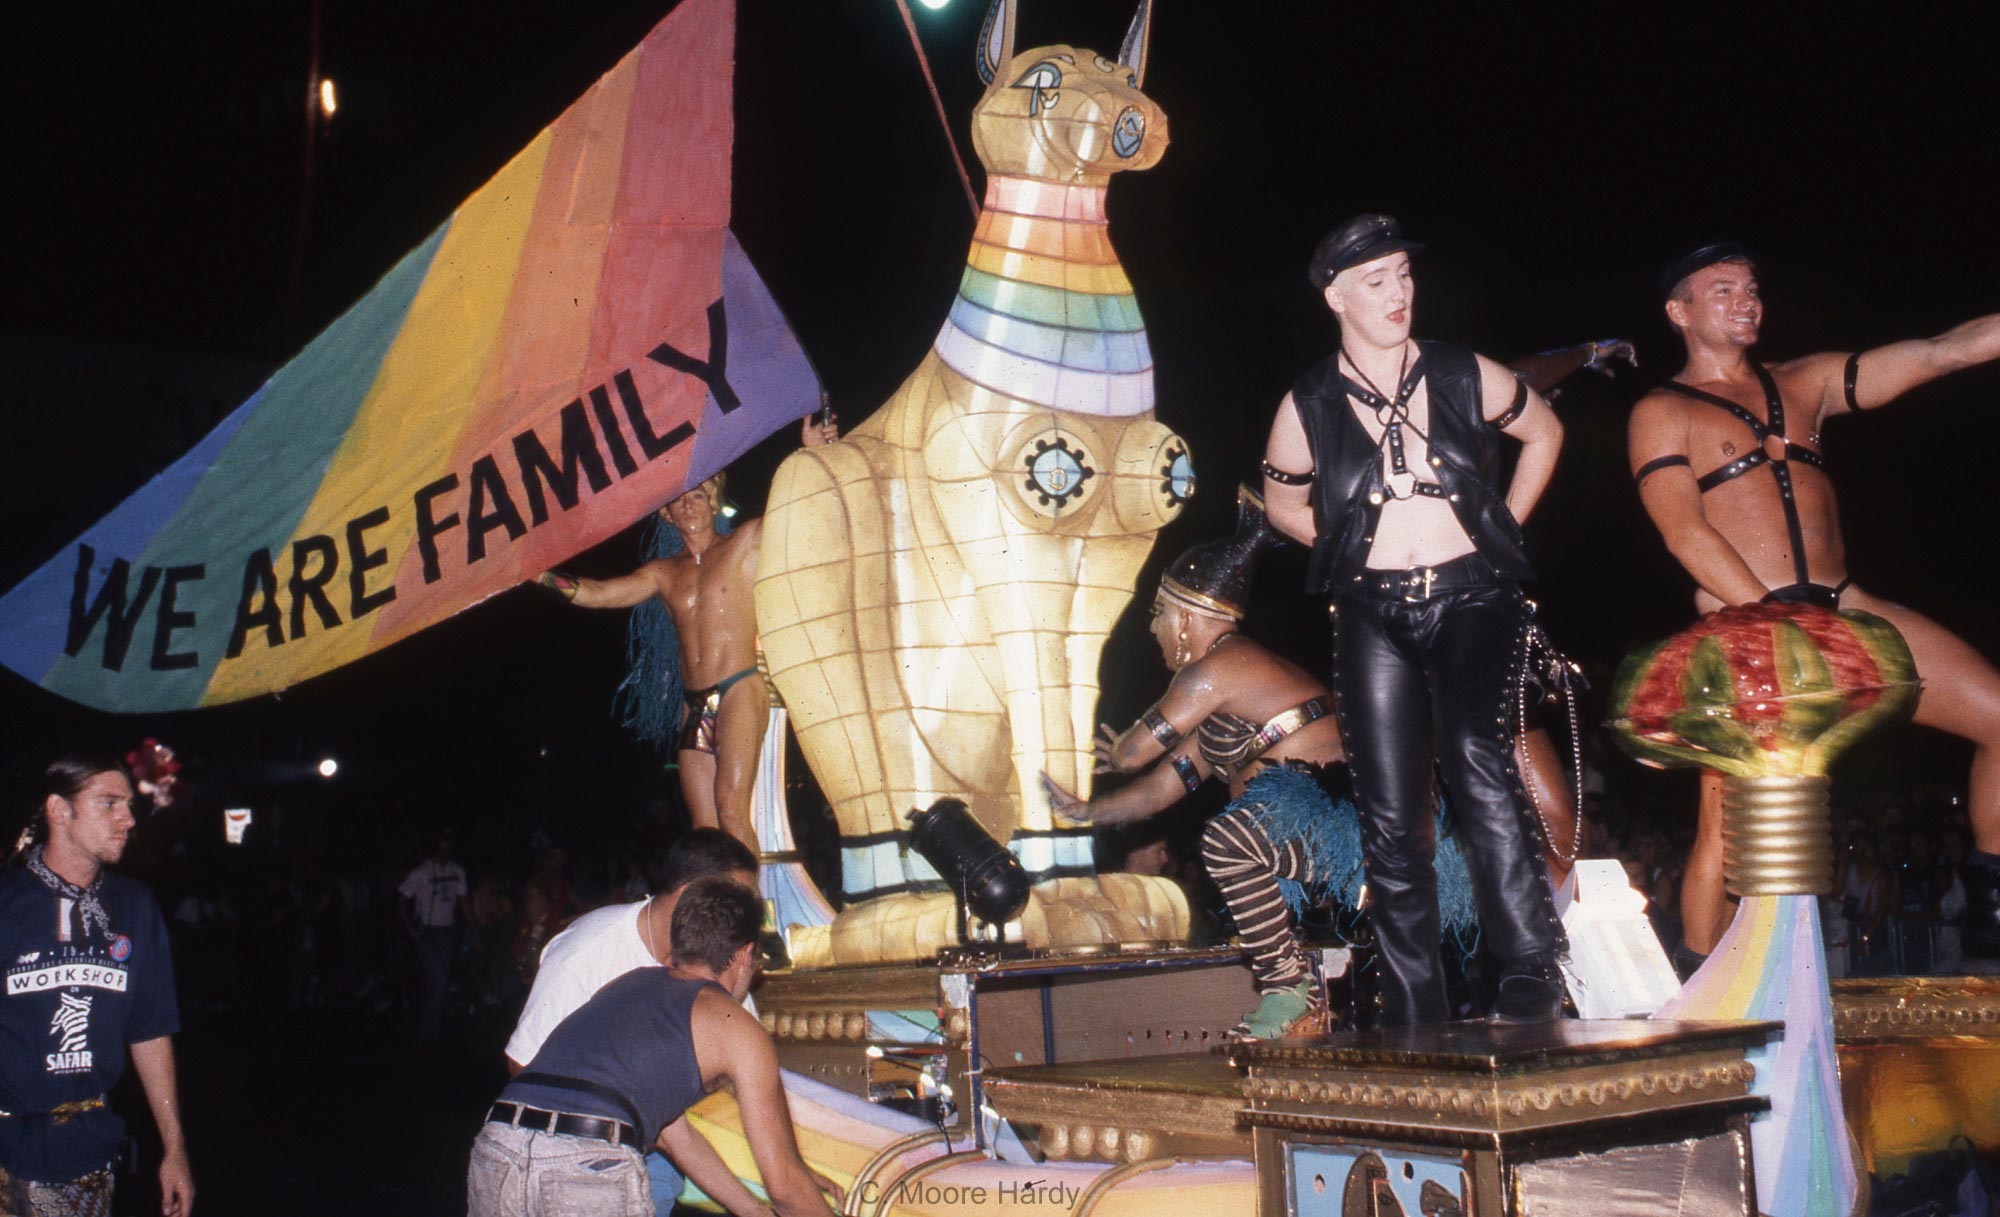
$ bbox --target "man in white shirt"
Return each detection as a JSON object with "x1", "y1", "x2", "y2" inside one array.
[
  {"x1": 504, "y1": 829, "x2": 758, "y2": 1216},
  {"x1": 399, "y1": 830, "x2": 470, "y2": 1045}
]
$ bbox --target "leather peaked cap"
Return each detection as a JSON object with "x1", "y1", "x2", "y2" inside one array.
[
  {"x1": 1657, "y1": 240, "x2": 1758, "y2": 301},
  {"x1": 1309, "y1": 213, "x2": 1425, "y2": 289}
]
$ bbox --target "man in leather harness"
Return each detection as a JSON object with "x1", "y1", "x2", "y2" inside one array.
[
  {"x1": 1262, "y1": 214, "x2": 1570, "y2": 1026},
  {"x1": 1630, "y1": 241, "x2": 2000, "y2": 964}
]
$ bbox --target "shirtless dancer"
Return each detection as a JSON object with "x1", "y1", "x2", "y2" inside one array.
[
  {"x1": 544, "y1": 418, "x2": 837, "y2": 849},
  {"x1": 1041, "y1": 491, "x2": 1349, "y2": 1037},
  {"x1": 1629, "y1": 241, "x2": 2000, "y2": 961}
]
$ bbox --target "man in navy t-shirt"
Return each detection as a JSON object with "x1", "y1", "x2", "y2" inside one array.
[
  {"x1": 470, "y1": 877, "x2": 834, "y2": 1217},
  {"x1": 1, "y1": 756, "x2": 191, "y2": 1216}
]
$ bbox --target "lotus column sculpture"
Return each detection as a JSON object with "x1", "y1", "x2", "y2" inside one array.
[{"x1": 1610, "y1": 602, "x2": 1918, "y2": 1217}]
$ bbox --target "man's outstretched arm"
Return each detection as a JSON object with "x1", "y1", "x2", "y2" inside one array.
[
  {"x1": 1098, "y1": 662, "x2": 1226, "y2": 775},
  {"x1": 659, "y1": 1116, "x2": 777, "y2": 1217},
  {"x1": 711, "y1": 1007, "x2": 839, "y2": 1217},
  {"x1": 1508, "y1": 339, "x2": 1636, "y2": 397},
  {"x1": 536, "y1": 562, "x2": 668, "y2": 609},
  {"x1": 1629, "y1": 395, "x2": 1770, "y2": 605},
  {"x1": 1043, "y1": 745, "x2": 1213, "y2": 827},
  {"x1": 1826, "y1": 310, "x2": 2000, "y2": 417}
]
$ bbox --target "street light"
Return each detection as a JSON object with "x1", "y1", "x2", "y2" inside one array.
[
  {"x1": 318, "y1": 78, "x2": 338, "y2": 117},
  {"x1": 317, "y1": 757, "x2": 339, "y2": 779}
]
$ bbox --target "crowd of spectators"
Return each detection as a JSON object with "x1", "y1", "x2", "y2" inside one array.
[
  {"x1": 1098, "y1": 759, "x2": 1986, "y2": 984},
  {"x1": 106, "y1": 820, "x2": 684, "y2": 1043},
  {"x1": 10, "y1": 753, "x2": 1986, "y2": 1053},
  {"x1": 1592, "y1": 780, "x2": 1980, "y2": 978}
]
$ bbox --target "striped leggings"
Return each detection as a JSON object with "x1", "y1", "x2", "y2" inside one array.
[{"x1": 1200, "y1": 804, "x2": 1315, "y2": 994}]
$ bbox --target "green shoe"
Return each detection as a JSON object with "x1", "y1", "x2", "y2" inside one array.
[{"x1": 1232, "y1": 979, "x2": 1328, "y2": 1040}]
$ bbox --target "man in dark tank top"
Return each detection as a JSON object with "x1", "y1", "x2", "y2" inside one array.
[
  {"x1": 1261, "y1": 214, "x2": 1570, "y2": 1027},
  {"x1": 468, "y1": 877, "x2": 838, "y2": 1217}
]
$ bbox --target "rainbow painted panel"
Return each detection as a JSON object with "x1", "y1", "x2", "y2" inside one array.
[
  {"x1": 1656, "y1": 895, "x2": 1855, "y2": 1217},
  {"x1": 945, "y1": 296, "x2": 1152, "y2": 374},
  {"x1": 0, "y1": 0, "x2": 821, "y2": 713},
  {"x1": 955, "y1": 267, "x2": 1145, "y2": 333},
  {"x1": 934, "y1": 179, "x2": 1153, "y2": 419}
]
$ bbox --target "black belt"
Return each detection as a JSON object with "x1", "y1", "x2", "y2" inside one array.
[
  {"x1": 486, "y1": 1101, "x2": 640, "y2": 1150},
  {"x1": 1355, "y1": 553, "x2": 1500, "y2": 602},
  {"x1": 1762, "y1": 579, "x2": 1850, "y2": 611}
]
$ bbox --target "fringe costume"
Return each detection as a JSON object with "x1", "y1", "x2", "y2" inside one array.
[{"x1": 1200, "y1": 764, "x2": 1475, "y2": 996}]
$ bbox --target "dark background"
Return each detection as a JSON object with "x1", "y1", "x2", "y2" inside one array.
[
  {"x1": 0, "y1": 2, "x2": 1997, "y2": 1207},
  {"x1": 6, "y1": 0, "x2": 1998, "y2": 834}
]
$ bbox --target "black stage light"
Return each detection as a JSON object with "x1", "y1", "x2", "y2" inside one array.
[{"x1": 905, "y1": 797, "x2": 1031, "y2": 945}]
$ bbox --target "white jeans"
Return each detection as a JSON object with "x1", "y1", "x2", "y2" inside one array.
[{"x1": 467, "y1": 1122, "x2": 650, "y2": 1217}]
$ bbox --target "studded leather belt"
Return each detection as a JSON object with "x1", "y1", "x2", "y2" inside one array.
[{"x1": 1357, "y1": 553, "x2": 1499, "y2": 602}]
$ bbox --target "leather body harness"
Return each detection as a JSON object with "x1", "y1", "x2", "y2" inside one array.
[{"x1": 1635, "y1": 354, "x2": 1860, "y2": 600}]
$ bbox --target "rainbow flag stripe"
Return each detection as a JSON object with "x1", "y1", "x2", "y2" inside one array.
[{"x1": 0, "y1": 0, "x2": 820, "y2": 713}]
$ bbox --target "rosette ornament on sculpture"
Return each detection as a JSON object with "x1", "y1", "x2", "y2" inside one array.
[{"x1": 1610, "y1": 602, "x2": 1918, "y2": 1217}]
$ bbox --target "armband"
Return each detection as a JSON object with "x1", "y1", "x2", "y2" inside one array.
[
  {"x1": 1141, "y1": 707, "x2": 1183, "y2": 750},
  {"x1": 1490, "y1": 377, "x2": 1529, "y2": 429},
  {"x1": 537, "y1": 570, "x2": 580, "y2": 602},
  {"x1": 1633, "y1": 454, "x2": 1691, "y2": 484},
  {"x1": 1844, "y1": 351, "x2": 1862, "y2": 413},
  {"x1": 1260, "y1": 460, "x2": 1313, "y2": 487},
  {"x1": 1170, "y1": 755, "x2": 1202, "y2": 794}
]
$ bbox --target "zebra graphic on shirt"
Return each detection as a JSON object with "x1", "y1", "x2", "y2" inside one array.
[{"x1": 45, "y1": 992, "x2": 94, "y2": 1073}]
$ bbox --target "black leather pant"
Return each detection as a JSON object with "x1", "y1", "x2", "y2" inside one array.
[{"x1": 1331, "y1": 579, "x2": 1563, "y2": 1025}]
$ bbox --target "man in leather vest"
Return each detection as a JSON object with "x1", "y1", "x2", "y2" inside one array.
[
  {"x1": 1261, "y1": 214, "x2": 1569, "y2": 1026},
  {"x1": 1629, "y1": 242, "x2": 2000, "y2": 965}
]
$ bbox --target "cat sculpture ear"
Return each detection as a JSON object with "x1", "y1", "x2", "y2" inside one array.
[
  {"x1": 976, "y1": 0, "x2": 1017, "y2": 85},
  {"x1": 1119, "y1": 0, "x2": 1154, "y2": 88}
]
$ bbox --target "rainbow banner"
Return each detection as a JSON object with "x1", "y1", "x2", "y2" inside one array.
[{"x1": 0, "y1": 0, "x2": 820, "y2": 713}]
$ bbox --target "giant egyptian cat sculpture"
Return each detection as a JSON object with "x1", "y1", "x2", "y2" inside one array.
[{"x1": 756, "y1": 0, "x2": 1194, "y2": 963}]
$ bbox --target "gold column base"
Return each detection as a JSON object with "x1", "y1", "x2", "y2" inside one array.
[{"x1": 1722, "y1": 773, "x2": 1834, "y2": 897}]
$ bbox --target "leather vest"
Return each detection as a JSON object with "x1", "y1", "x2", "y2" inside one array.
[{"x1": 1293, "y1": 340, "x2": 1536, "y2": 592}]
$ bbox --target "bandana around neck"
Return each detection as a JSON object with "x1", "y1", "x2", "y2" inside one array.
[{"x1": 25, "y1": 844, "x2": 113, "y2": 942}]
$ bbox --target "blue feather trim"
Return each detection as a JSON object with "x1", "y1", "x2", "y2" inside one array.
[
  {"x1": 1234, "y1": 766, "x2": 1362, "y2": 915},
  {"x1": 1230, "y1": 764, "x2": 1478, "y2": 945}
]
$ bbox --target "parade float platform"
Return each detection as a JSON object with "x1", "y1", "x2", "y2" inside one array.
[
  {"x1": 982, "y1": 1052, "x2": 1252, "y2": 1164},
  {"x1": 1233, "y1": 1019, "x2": 1772, "y2": 1216},
  {"x1": 756, "y1": 944, "x2": 1261, "y2": 1140},
  {"x1": 714, "y1": 953, "x2": 2000, "y2": 1215},
  {"x1": 756, "y1": 953, "x2": 2000, "y2": 1149},
  {"x1": 1832, "y1": 975, "x2": 2000, "y2": 1175}
]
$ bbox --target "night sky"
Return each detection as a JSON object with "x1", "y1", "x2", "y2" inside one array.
[{"x1": 5, "y1": 2, "x2": 1999, "y2": 850}]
